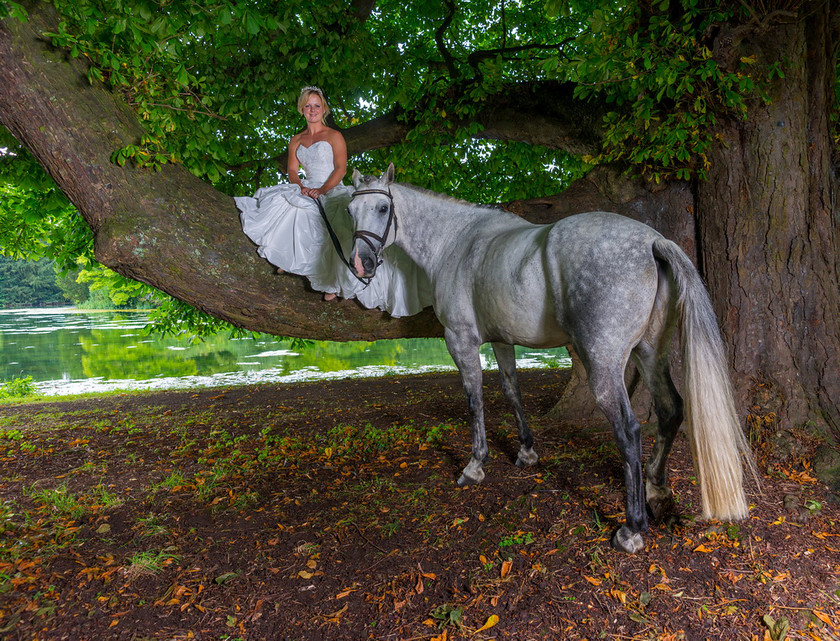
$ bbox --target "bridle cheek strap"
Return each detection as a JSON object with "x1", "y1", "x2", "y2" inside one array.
[{"x1": 350, "y1": 188, "x2": 397, "y2": 266}]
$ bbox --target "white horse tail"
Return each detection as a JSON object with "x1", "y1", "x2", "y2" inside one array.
[{"x1": 652, "y1": 238, "x2": 758, "y2": 521}]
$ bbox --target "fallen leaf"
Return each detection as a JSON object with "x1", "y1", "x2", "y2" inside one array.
[
  {"x1": 500, "y1": 560, "x2": 513, "y2": 579},
  {"x1": 474, "y1": 614, "x2": 499, "y2": 633},
  {"x1": 584, "y1": 576, "x2": 601, "y2": 586},
  {"x1": 215, "y1": 572, "x2": 238, "y2": 585},
  {"x1": 298, "y1": 570, "x2": 314, "y2": 579},
  {"x1": 609, "y1": 588, "x2": 627, "y2": 604},
  {"x1": 326, "y1": 604, "x2": 348, "y2": 621},
  {"x1": 694, "y1": 544, "x2": 713, "y2": 553},
  {"x1": 812, "y1": 610, "x2": 832, "y2": 626}
]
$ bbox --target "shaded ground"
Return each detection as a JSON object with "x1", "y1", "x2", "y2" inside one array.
[{"x1": 0, "y1": 370, "x2": 838, "y2": 640}]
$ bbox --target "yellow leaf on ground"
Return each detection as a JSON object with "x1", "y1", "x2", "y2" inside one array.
[
  {"x1": 474, "y1": 614, "x2": 499, "y2": 633},
  {"x1": 298, "y1": 570, "x2": 313, "y2": 579},
  {"x1": 812, "y1": 610, "x2": 833, "y2": 626},
  {"x1": 609, "y1": 588, "x2": 627, "y2": 604},
  {"x1": 584, "y1": 576, "x2": 601, "y2": 586},
  {"x1": 694, "y1": 544, "x2": 713, "y2": 553},
  {"x1": 500, "y1": 560, "x2": 513, "y2": 579}
]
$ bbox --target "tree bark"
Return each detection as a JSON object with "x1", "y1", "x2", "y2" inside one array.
[{"x1": 696, "y1": 6, "x2": 840, "y2": 439}]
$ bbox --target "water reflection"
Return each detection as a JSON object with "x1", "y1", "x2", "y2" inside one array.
[{"x1": 0, "y1": 308, "x2": 570, "y2": 396}]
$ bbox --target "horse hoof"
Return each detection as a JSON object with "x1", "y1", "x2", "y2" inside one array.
[
  {"x1": 645, "y1": 482, "x2": 676, "y2": 521},
  {"x1": 515, "y1": 447, "x2": 539, "y2": 468},
  {"x1": 457, "y1": 471, "x2": 485, "y2": 487},
  {"x1": 456, "y1": 466, "x2": 485, "y2": 487},
  {"x1": 456, "y1": 458, "x2": 485, "y2": 487},
  {"x1": 611, "y1": 527, "x2": 644, "y2": 554}
]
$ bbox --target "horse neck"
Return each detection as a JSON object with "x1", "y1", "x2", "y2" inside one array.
[{"x1": 391, "y1": 184, "x2": 483, "y2": 272}]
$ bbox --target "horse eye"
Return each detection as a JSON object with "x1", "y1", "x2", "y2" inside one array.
[{"x1": 379, "y1": 204, "x2": 389, "y2": 214}]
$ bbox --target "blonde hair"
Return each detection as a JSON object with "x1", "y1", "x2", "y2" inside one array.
[{"x1": 297, "y1": 86, "x2": 330, "y2": 124}]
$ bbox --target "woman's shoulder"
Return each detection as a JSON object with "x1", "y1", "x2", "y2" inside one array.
[
  {"x1": 289, "y1": 131, "x2": 306, "y2": 147},
  {"x1": 323, "y1": 128, "x2": 346, "y2": 153}
]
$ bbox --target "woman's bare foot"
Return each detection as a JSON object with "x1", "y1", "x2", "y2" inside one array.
[
  {"x1": 324, "y1": 293, "x2": 338, "y2": 301},
  {"x1": 276, "y1": 268, "x2": 284, "y2": 274}
]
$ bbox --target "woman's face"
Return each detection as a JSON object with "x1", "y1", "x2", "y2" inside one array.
[{"x1": 302, "y1": 93, "x2": 324, "y2": 124}]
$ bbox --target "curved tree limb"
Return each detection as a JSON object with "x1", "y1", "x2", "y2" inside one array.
[{"x1": 0, "y1": 3, "x2": 673, "y2": 345}]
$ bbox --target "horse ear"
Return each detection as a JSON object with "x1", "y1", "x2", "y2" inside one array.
[
  {"x1": 384, "y1": 163, "x2": 395, "y2": 184},
  {"x1": 351, "y1": 168, "x2": 362, "y2": 188}
]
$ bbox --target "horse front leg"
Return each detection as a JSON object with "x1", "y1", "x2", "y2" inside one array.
[
  {"x1": 445, "y1": 329, "x2": 488, "y2": 486},
  {"x1": 491, "y1": 342, "x2": 538, "y2": 467}
]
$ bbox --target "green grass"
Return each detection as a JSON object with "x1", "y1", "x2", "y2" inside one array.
[
  {"x1": 125, "y1": 547, "x2": 180, "y2": 577},
  {"x1": 26, "y1": 484, "x2": 88, "y2": 520}
]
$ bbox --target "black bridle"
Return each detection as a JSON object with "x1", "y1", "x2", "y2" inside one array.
[
  {"x1": 349, "y1": 188, "x2": 397, "y2": 266},
  {"x1": 311, "y1": 187, "x2": 396, "y2": 287}
]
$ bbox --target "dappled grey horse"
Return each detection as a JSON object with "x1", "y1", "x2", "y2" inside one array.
[{"x1": 346, "y1": 164, "x2": 755, "y2": 553}]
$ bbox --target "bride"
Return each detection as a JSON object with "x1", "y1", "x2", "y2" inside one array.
[{"x1": 235, "y1": 86, "x2": 432, "y2": 318}]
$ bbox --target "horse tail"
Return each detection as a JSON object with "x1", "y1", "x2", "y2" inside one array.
[{"x1": 652, "y1": 238, "x2": 758, "y2": 521}]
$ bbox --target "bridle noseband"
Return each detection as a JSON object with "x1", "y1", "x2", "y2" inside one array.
[{"x1": 349, "y1": 187, "x2": 397, "y2": 269}]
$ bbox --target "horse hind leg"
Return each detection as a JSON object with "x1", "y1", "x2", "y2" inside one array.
[
  {"x1": 587, "y1": 362, "x2": 647, "y2": 554},
  {"x1": 632, "y1": 342, "x2": 684, "y2": 522},
  {"x1": 491, "y1": 343, "x2": 538, "y2": 467}
]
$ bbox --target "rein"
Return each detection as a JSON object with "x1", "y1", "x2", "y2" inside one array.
[{"x1": 311, "y1": 196, "x2": 372, "y2": 286}]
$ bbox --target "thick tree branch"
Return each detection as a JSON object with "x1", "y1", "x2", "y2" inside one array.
[
  {"x1": 0, "y1": 2, "x2": 649, "y2": 345},
  {"x1": 351, "y1": 0, "x2": 377, "y2": 22},
  {"x1": 229, "y1": 80, "x2": 607, "y2": 174}
]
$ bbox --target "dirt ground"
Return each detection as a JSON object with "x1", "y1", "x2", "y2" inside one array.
[{"x1": 0, "y1": 369, "x2": 838, "y2": 640}]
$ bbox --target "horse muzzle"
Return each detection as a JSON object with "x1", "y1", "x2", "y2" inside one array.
[{"x1": 352, "y1": 244, "x2": 378, "y2": 279}]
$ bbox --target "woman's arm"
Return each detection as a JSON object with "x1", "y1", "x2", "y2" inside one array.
[{"x1": 287, "y1": 135, "x2": 303, "y2": 188}]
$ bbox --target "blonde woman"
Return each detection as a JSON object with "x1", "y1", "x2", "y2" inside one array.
[{"x1": 236, "y1": 87, "x2": 431, "y2": 316}]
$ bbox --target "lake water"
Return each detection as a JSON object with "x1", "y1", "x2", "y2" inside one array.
[{"x1": 0, "y1": 308, "x2": 570, "y2": 396}]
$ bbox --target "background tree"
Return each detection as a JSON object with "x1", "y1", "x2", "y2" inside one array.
[
  {"x1": 0, "y1": 255, "x2": 65, "y2": 307},
  {"x1": 0, "y1": 1, "x2": 838, "y2": 470}
]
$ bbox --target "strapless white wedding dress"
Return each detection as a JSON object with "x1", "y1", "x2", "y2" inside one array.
[{"x1": 235, "y1": 141, "x2": 432, "y2": 317}]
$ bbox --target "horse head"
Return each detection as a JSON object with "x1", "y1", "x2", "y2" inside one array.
[{"x1": 347, "y1": 163, "x2": 397, "y2": 279}]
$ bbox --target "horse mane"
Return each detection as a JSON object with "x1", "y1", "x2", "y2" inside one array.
[{"x1": 396, "y1": 183, "x2": 504, "y2": 213}]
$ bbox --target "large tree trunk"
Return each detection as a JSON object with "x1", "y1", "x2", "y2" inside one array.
[{"x1": 697, "y1": 7, "x2": 840, "y2": 441}]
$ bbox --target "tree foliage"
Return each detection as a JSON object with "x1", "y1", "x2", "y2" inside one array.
[{"x1": 0, "y1": 255, "x2": 65, "y2": 307}]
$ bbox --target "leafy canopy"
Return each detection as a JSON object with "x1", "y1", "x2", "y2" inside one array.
[{"x1": 1, "y1": 0, "x2": 833, "y2": 333}]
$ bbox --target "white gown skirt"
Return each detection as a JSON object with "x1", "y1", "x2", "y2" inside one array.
[{"x1": 236, "y1": 181, "x2": 432, "y2": 318}]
